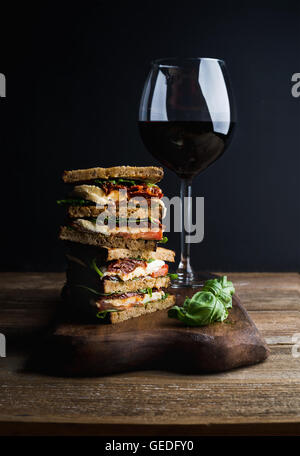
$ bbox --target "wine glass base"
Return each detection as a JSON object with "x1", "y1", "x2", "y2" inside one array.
[{"x1": 171, "y1": 271, "x2": 216, "y2": 288}]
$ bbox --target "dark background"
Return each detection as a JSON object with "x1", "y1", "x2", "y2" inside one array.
[{"x1": 0, "y1": 0, "x2": 299, "y2": 272}]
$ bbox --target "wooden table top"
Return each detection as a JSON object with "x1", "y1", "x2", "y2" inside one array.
[{"x1": 0, "y1": 272, "x2": 299, "y2": 436}]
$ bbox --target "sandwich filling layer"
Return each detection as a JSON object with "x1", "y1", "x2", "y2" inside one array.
[
  {"x1": 103, "y1": 259, "x2": 168, "y2": 281},
  {"x1": 71, "y1": 183, "x2": 166, "y2": 217},
  {"x1": 96, "y1": 289, "x2": 166, "y2": 311},
  {"x1": 71, "y1": 218, "x2": 164, "y2": 240}
]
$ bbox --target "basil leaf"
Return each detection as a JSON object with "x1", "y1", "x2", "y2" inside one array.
[
  {"x1": 75, "y1": 285, "x2": 101, "y2": 295},
  {"x1": 169, "y1": 292, "x2": 228, "y2": 326},
  {"x1": 168, "y1": 273, "x2": 178, "y2": 280},
  {"x1": 94, "y1": 178, "x2": 137, "y2": 186},
  {"x1": 158, "y1": 236, "x2": 168, "y2": 244},
  {"x1": 94, "y1": 179, "x2": 117, "y2": 186},
  {"x1": 168, "y1": 305, "x2": 186, "y2": 319},
  {"x1": 96, "y1": 309, "x2": 119, "y2": 319},
  {"x1": 202, "y1": 276, "x2": 235, "y2": 309},
  {"x1": 90, "y1": 258, "x2": 104, "y2": 277},
  {"x1": 161, "y1": 292, "x2": 169, "y2": 301},
  {"x1": 148, "y1": 217, "x2": 160, "y2": 226},
  {"x1": 138, "y1": 288, "x2": 153, "y2": 295},
  {"x1": 168, "y1": 276, "x2": 235, "y2": 326},
  {"x1": 117, "y1": 178, "x2": 136, "y2": 185}
]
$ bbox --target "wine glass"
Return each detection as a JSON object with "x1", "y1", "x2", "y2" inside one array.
[{"x1": 138, "y1": 57, "x2": 236, "y2": 287}]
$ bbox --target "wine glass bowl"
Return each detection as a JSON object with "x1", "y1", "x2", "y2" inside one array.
[{"x1": 138, "y1": 57, "x2": 236, "y2": 286}]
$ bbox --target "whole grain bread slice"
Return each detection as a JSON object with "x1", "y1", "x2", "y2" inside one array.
[
  {"x1": 109, "y1": 294, "x2": 175, "y2": 324},
  {"x1": 106, "y1": 246, "x2": 175, "y2": 262},
  {"x1": 59, "y1": 226, "x2": 157, "y2": 250},
  {"x1": 103, "y1": 275, "x2": 170, "y2": 294},
  {"x1": 63, "y1": 166, "x2": 164, "y2": 184},
  {"x1": 64, "y1": 241, "x2": 174, "y2": 263}
]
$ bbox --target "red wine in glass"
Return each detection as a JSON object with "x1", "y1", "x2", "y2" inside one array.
[
  {"x1": 138, "y1": 58, "x2": 236, "y2": 286},
  {"x1": 138, "y1": 120, "x2": 235, "y2": 179}
]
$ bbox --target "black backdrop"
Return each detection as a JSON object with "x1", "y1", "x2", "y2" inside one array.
[{"x1": 0, "y1": 1, "x2": 299, "y2": 272}]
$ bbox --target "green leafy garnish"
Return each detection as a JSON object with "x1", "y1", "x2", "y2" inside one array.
[
  {"x1": 168, "y1": 276, "x2": 235, "y2": 327},
  {"x1": 74, "y1": 285, "x2": 157, "y2": 299},
  {"x1": 161, "y1": 292, "x2": 169, "y2": 301},
  {"x1": 138, "y1": 287, "x2": 153, "y2": 295},
  {"x1": 148, "y1": 217, "x2": 160, "y2": 226},
  {"x1": 94, "y1": 178, "x2": 137, "y2": 187},
  {"x1": 147, "y1": 258, "x2": 155, "y2": 263},
  {"x1": 158, "y1": 236, "x2": 168, "y2": 244},
  {"x1": 202, "y1": 276, "x2": 235, "y2": 309},
  {"x1": 75, "y1": 285, "x2": 101, "y2": 295},
  {"x1": 96, "y1": 309, "x2": 119, "y2": 319},
  {"x1": 167, "y1": 273, "x2": 178, "y2": 280},
  {"x1": 94, "y1": 178, "x2": 158, "y2": 188},
  {"x1": 90, "y1": 258, "x2": 104, "y2": 277},
  {"x1": 57, "y1": 198, "x2": 91, "y2": 206},
  {"x1": 117, "y1": 178, "x2": 136, "y2": 185},
  {"x1": 94, "y1": 179, "x2": 117, "y2": 186}
]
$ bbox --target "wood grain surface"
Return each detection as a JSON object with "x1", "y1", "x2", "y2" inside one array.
[
  {"x1": 0, "y1": 272, "x2": 299, "y2": 436},
  {"x1": 28, "y1": 289, "x2": 269, "y2": 376}
]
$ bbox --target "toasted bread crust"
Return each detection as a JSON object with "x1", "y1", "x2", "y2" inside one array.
[
  {"x1": 109, "y1": 294, "x2": 175, "y2": 324},
  {"x1": 103, "y1": 275, "x2": 170, "y2": 294},
  {"x1": 106, "y1": 246, "x2": 175, "y2": 262},
  {"x1": 62, "y1": 166, "x2": 164, "y2": 184},
  {"x1": 68, "y1": 206, "x2": 104, "y2": 218},
  {"x1": 59, "y1": 226, "x2": 157, "y2": 250},
  {"x1": 63, "y1": 241, "x2": 174, "y2": 263}
]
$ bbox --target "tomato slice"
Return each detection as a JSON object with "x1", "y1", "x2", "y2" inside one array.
[
  {"x1": 151, "y1": 264, "x2": 169, "y2": 278},
  {"x1": 118, "y1": 230, "x2": 163, "y2": 240}
]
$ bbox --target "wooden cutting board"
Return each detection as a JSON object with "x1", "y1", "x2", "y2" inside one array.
[{"x1": 29, "y1": 286, "x2": 269, "y2": 376}]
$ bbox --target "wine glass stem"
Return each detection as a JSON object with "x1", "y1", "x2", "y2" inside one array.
[{"x1": 176, "y1": 178, "x2": 195, "y2": 282}]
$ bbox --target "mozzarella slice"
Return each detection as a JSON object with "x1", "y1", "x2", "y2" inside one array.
[
  {"x1": 72, "y1": 185, "x2": 166, "y2": 217},
  {"x1": 103, "y1": 259, "x2": 165, "y2": 281},
  {"x1": 102, "y1": 290, "x2": 165, "y2": 308},
  {"x1": 142, "y1": 291, "x2": 165, "y2": 304},
  {"x1": 73, "y1": 185, "x2": 127, "y2": 206},
  {"x1": 158, "y1": 199, "x2": 167, "y2": 218}
]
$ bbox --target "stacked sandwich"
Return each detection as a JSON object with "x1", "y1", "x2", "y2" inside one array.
[{"x1": 58, "y1": 166, "x2": 176, "y2": 324}]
